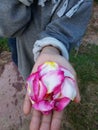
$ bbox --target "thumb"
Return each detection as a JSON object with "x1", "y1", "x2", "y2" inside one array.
[{"x1": 23, "y1": 93, "x2": 32, "y2": 115}]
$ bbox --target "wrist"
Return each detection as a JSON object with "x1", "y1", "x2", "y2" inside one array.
[{"x1": 40, "y1": 46, "x2": 60, "y2": 56}]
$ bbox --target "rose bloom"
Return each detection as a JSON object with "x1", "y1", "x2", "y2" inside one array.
[{"x1": 26, "y1": 62, "x2": 76, "y2": 114}]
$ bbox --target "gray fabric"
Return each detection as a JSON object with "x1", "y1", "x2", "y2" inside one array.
[
  {"x1": 19, "y1": 0, "x2": 34, "y2": 6},
  {"x1": 0, "y1": 0, "x2": 93, "y2": 79}
]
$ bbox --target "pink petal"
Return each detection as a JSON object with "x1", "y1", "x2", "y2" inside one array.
[
  {"x1": 33, "y1": 100, "x2": 54, "y2": 112},
  {"x1": 53, "y1": 84, "x2": 61, "y2": 95},
  {"x1": 54, "y1": 97, "x2": 71, "y2": 111},
  {"x1": 33, "y1": 73, "x2": 47, "y2": 101},
  {"x1": 61, "y1": 78, "x2": 76, "y2": 100},
  {"x1": 26, "y1": 72, "x2": 47, "y2": 102},
  {"x1": 26, "y1": 72, "x2": 37, "y2": 84},
  {"x1": 33, "y1": 73, "x2": 39, "y2": 100},
  {"x1": 42, "y1": 110, "x2": 52, "y2": 115},
  {"x1": 26, "y1": 72, "x2": 37, "y2": 97},
  {"x1": 38, "y1": 81, "x2": 47, "y2": 101},
  {"x1": 41, "y1": 70, "x2": 64, "y2": 93},
  {"x1": 53, "y1": 85, "x2": 62, "y2": 99}
]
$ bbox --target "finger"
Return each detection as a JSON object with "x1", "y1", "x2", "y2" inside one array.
[
  {"x1": 30, "y1": 109, "x2": 42, "y2": 130},
  {"x1": 74, "y1": 93, "x2": 81, "y2": 103},
  {"x1": 74, "y1": 81, "x2": 81, "y2": 103},
  {"x1": 23, "y1": 93, "x2": 32, "y2": 115},
  {"x1": 51, "y1": 111, "x2": 63, "y2": 130},
  {"x1": 40, "y1": 112, "x2": 52, "y2": 130}
]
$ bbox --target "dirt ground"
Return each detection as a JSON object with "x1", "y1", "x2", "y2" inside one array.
[
  {"x1": 83, "y1": 2, "x2": 98, "y2": 45},
  {"x1": 0, "y1": 3, "x2": 98, "y2": 130}
]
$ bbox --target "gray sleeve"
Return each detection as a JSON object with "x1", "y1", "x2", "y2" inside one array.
[
  {"x1": 39, "y1": 1, "x2": 93, "y2": 52},
  {"x1": 0, "y1": 0, "x2": 32, "y2": 37},
  {"x1": 19, "y1": 0, "x2": 33, "y2": 6}
]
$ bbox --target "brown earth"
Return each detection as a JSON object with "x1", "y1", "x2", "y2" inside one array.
[
  {"x1": 0, "y1": 3, "x2": 98, "y2": 130},
  {"x1": 83, "y1": 2, "x2": 98, "y2": 45},
  {"x1": 0, "y1": 55, "x2": 31, "y2": 130}
]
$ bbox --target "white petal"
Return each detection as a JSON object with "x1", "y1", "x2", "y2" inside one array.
[
  {"x1": 39, "y1": 62, "x2": 58, "y2": 76},
  {"x1": 42, "y1": 70, "x2": 64, "y2": 93},
  {"x1": 61, "y1": 78, "x2": 76, "y2": 100},
  {"x1": 61, "y1": 68, "x2": 74, "y2": 79}
]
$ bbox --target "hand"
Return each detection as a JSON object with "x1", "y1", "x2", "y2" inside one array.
[{"x1": 23, "y1": 46, "x2": 81, "y2": 130}]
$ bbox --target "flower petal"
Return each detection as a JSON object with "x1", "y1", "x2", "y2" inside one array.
[
  {"x1": 26, "y1": 72, "x2": 47, "y2": 102},
  {"x1": 26, "y1": 82, "x2": 32, "y2": 95},
  {"x1": 26, "y1": 72, "x2": 37, "y2": 97},
  {"x1": 61, "y1": 78, "x2": 76, "y2": 100},
  {"x1": 26, "y1": 62, "x2": 77, "y2": 114},
  {"x1": 38, "y1": 62, "x2": 59, "y2": 76},
  {"x1": 42, "y1": 110, "x2": 52, "y2": 115},
  {"x1": 61, "y1": 67, "x2": 75, "y2": 79},
  {"x1": 33, "y1": 73, "x2": 40, "y2": 100},
  {"x1": 33, "y1": 100, "x2": 54, "y2": 112},
  {"x1": 38, "y1": 81, "x2": 47, "y2": 101},
  {"x1": 41, "y1": 70, "x2": 64, "y2": 93},
  {"x1": 26, "y1": 72, "x2": 37, "y2": 85},
  {"x1": 54, "y1": 97, "x2": 71, "y2": 111},
  {"x1": 33, "y1": 73, "x2": 47, "y2": 101},
  {"x1": 53, "y1": 85, "x2": 61, "y2": 99}
]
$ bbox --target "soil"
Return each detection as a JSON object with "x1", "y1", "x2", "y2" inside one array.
[{"x1": 83, "y1": 2, "x2": 98, "y2": 45}]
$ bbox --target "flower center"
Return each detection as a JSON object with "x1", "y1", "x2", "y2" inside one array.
[{"x1": 44, "y1": 93, "x2": 53, "y2": 101}]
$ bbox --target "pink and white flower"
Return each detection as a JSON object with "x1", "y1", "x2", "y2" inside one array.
[{"x1": 26, "y1": 62, "x2": 76, "y2": 114}]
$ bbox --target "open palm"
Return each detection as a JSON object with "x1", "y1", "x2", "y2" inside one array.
[{"x1": 23, "y1": 46, "x2": 80, "y2": 130}]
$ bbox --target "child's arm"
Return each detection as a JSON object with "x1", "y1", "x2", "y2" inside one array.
[
  {"x1": 23, "y1": 45, "x2": 80, "y2": 130},
  {"x1": 33, "y1": 1, "x2": 93, "y2": 63},
  {"x1": 0, "y1": 0, "x2": 32, "y2": 37}
]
